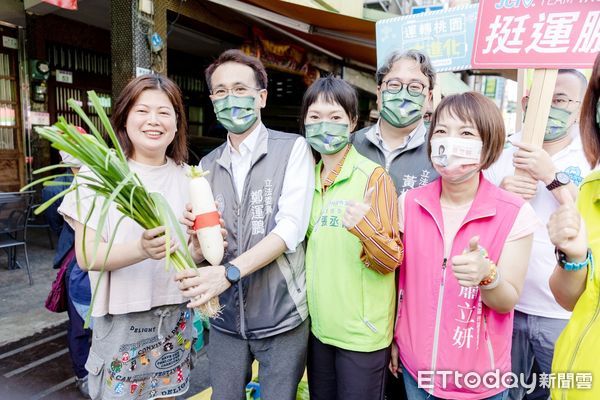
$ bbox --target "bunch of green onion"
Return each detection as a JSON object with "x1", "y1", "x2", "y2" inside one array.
[{"x1": 22, "y1": 90, "x2": 220, "y2": 320}]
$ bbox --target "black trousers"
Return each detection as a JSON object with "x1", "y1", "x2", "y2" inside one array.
[
  {"x1": 307, "y1": 333, "x2": 390, "y2": 400},
  {"x1": 385, "y1": 369, "x2": 408, "y2": 400}
]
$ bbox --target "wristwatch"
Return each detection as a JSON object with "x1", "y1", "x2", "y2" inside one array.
[
  {"x1": 555, "y1": 248, "x2": 592, "y2": 271},
  {"x1": 546, "y1": 172, "x2": 570, "y2": 191},
  {"x1": 224, "y1": 262, "x2": 241, "y2": 284}
]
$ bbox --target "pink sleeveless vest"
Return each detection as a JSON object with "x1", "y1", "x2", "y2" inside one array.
[{"x1": 396, "y1": 175, "x2": 525, "y2": 399}]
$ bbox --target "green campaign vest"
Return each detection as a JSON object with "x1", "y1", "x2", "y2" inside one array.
[
  {"x1": 552, "y1": 170, "x2": 600, "y2": 400},
  {"x1": 306, "y1": 146, "x2": 396, "y2": 352}
]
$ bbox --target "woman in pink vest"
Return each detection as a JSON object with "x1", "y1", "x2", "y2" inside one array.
[{"x1": 389, "y1": 92, "x2": 538, "y2": 399}]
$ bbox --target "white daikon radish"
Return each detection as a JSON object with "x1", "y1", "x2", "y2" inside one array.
[
  {"x1": 187, "y1": 166, "x2": 223, "y2": 318},
  {"x1": 189, "y1": 166, "x2": 224, "y2": 266}
]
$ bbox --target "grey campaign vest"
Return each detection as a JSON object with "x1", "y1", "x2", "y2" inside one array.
[
  {"x1": 351, "y1": 123, "x2": 439, "y2": 195},
  {"x1": 200, "y1": 125, "x2": 307, "y2": 339}
]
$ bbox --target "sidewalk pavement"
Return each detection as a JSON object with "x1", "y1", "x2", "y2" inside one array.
[
  {"x1": 0, "y1": 229, "x2": 211, "y2": 398},
  {"x1": 0, "y1": 229, "x2": 67, "y2": 347}
]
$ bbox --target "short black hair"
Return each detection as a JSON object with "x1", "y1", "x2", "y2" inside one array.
[
  {"x1": 299, "y1": 76, "x2": 359, "y2": 137},
  {"x1": 376, "y1": 49, "x2": 436, "y2": 90},
  {"x1": 205, "y1": 49, "x2": 268, "y2": 92}
]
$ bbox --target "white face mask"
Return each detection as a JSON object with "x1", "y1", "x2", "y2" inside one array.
[{"x1": 430, "y1": 137, "x2": 483, "y2": 183}]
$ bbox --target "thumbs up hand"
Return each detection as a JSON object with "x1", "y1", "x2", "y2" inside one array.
[
  {"x1": 343, "y1": 187, "x2": 375, "y2": 229},
  {"x1": 451, "y1": 236, "x2": 492, "y2": 287},
  {"x1": 547, "y1": 188, "x2": 588, "y2": 263}
]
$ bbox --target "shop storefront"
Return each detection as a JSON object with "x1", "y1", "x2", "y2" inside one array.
[
  {"x1": 0, "y1": 22, "x2": 26, "y2": 192},
  {"x1": 2, "y1": 0, "x2": 379, "y2": 185},
  {"x1": 27, "y1": 14, "x2": 112, "y2": 170},
  {"x1": 162, "y1": 0, "x2": 379, "y2": 158}
]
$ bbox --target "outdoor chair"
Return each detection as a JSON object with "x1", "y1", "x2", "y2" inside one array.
[
  {"x1": 0, "y1": 191, "x2": 34, "y2": 285},
  {"x1": 26, "y1": 203, "x2": 55, "y2": 249}
]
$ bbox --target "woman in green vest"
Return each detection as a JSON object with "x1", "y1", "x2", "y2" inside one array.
[
  {"x1": 301, "y1": 76, "x2": 403, "y2": 400},
  {"x1": 547, "y1": 52, "x2": 600, "y2": 400}
]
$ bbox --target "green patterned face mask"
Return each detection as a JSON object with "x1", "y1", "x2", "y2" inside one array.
[
  {"x1": 596, "y1": 99, "x2": 600, "y2": 128},
  {"x1": 544, "y1": 106, "x2": 572, "y2": 142},
  {"x1": 305, "y1": 122, "x2": 349, "y2": 155},
  {"x1": 380, "y1": 90, "x2": 425, "y2": 128},
  {"x1": 213, "y1": 95, "x2": 258, "y2": 134}
]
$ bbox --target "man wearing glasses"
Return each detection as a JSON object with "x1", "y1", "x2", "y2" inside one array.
[
  {"x1": 352, "y1": 49, "x2": 439, "y2": 195},
  {"x1": 176, "y1": 49, "x2": 314, "y2": 399},
  {"x1": 351, "y1": 49, "x2": 438, "y2": 399},
  {"x1": 484, "y1": 69, "x2": 589, "y2": 400}
]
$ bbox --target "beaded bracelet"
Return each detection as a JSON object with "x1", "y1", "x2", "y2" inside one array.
[{"x1": 480, "y1": 260, "x2": 500, "y2": 290}]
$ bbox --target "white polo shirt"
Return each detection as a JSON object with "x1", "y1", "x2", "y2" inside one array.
[{"x1": 484, "y1": 129, "x2": 590, "y2": 319}]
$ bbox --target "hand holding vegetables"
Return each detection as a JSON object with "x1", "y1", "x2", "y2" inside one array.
[
  {"x1": 188, "y1": 166, "x2": 226, "y2": 265},
  {"x1": 171, "y1": 166, "x2": 229, "y2": 314},
  {"x1": 180, "y1": 203, "x2": 228, "y2": 264},
  {"x1": 176, "y1": 266, "x2": 232, "y2": 308},
  {"x1": 21, "y1": 90, "x2": 222, "y2": 320},
  {"x1": 138, "y1": 226, "x2": 180, "y2": 260}
]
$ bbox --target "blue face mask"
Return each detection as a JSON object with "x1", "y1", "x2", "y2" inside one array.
[{"x1": 305, "y1": 122, "x2": 349, "y2": 155}]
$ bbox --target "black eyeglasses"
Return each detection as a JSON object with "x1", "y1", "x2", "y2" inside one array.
[{"x1": 381, "y1": 79, "x2": 428, "y2": 97}]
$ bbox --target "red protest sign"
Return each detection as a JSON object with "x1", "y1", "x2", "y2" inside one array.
[
  {"x1": 41, "y1": 0, "x2": 77, "y2": 10},
  {"x1": 472, "y1": 0, "x2": 599, "y2": 69}
]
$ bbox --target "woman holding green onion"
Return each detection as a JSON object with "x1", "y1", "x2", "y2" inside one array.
[
  {"x1": 302, "y1": 76, "x2": 403, "y2": 400},
  {"x1": 58, "y1": 75, "x2": 197, "y2": 400}
]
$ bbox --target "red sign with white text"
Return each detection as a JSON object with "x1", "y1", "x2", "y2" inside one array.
[
  {"x1": 472, "y1": 0, "x2": 600, "y2": 69},
  {"x1": 41, "y1": 0, "x2": 77, "y2": 10}
]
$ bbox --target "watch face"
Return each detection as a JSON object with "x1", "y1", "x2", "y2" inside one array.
[
  {"x1": 226, "y1": 265, "x2": 241, "y2": 282},
  {"x1": 556, "y1": 172, "x2": 570, "y2": 185}
]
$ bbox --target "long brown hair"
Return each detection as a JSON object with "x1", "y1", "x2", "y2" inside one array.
[
  {"x1": 111, "y1": 74, "x2": 188, "y2": 164},
  {"x1": 580, "y1": 52, "x2": 600, "y2": 168}
]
